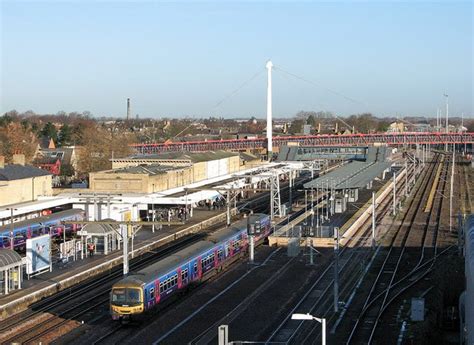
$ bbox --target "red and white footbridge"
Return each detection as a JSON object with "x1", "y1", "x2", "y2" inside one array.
[{"x1": 132, "y1": 132, "x2": 474, "y2": 154}]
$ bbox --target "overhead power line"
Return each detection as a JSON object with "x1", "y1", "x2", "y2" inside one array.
[
  {"x1": 173, "y1": 68, "x2": 265, "y2": 139},
  {"x1": 273, "y1": 65, "x2": 371, "y2": 132}
]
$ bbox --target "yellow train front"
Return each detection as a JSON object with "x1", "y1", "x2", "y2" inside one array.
[{"x1": 110, "y1": 277, "x2": 145, "y2": 321}]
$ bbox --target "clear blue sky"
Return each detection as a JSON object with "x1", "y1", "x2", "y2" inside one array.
[{"x1": 1, "y1": 1, "x2": 472, "y2": 119}]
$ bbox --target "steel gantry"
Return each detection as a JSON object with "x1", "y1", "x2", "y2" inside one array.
[{"x1": 131, "y1": 132, "x2": 474, "y2": 154}]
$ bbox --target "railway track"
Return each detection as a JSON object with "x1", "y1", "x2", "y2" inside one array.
[
  {"x1": 343, "y1": 154, "x2": 448, "y2": 345},
  {"x1": 264, "y1": 163, "x2": 415, "y2": 345}
]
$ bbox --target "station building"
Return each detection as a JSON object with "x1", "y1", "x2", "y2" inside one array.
[
  {"x1": 0, "y1": 155, "x2": 53, "y2": 208},
  {"x1": 89, "y1": 165, "x2": 194, "y2": 194},
  {"x1": 91, "y1": 151, "x2": 242, "y2": 194}
]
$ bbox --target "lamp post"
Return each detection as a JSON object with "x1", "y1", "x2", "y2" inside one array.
[{"x1": 291, "y1": 313, "x2": 326, "y2": 345}]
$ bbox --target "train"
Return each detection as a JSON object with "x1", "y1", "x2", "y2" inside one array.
[
  {"x1": 0, "y1": 209, "x2": 85, "y2": 250},
  {"x1": 110, "y1": 213, "x2": 271, "y2": 321}
]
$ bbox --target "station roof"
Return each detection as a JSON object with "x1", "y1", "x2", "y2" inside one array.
[
  {"x1": 0, "y1": 249, "x2": 22, "y2": 269},
  {"x1": 103, "y1": 164, "x2": 185, "y2": 176},
  {"x1": 303, "y1": 161, "x2": 391, "y2": 189},
  {"x1": 120, "y1": 150, "x2": 239, "y2": 163},
  {"x1": 277, "y1": 146, "x2": 368, "y2": 162},
  {"x1": 0, "y1": 164, "x2": 51, "y2": 181}
]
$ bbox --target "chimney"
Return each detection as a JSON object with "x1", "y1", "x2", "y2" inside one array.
[
  {"x1": 335, "y1": 122, "x2": 339, "y2": 133},
  {"x1": 0, "y1": 156, "x2": 4, "y2": 169},
  {"x1": 317, "y1": 122, "x2": 321, "y2": 133},
  {"x1": 12, "y1": 153, "x2": 25, "y2": 166},
  {"x1": 127, "y1": 98, "x2": 131, "y2": 121}
]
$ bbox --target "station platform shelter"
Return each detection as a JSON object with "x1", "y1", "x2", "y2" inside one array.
[
  {"x1": 0, "y1": 249, "x2": 22, "y2": 295},
  {"x1": 81, "y1": 222, "x2": 119, "y2": 255}
]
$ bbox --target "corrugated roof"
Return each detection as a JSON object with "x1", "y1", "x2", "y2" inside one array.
[
  {"x1": 276, "y1": 146, "x2": 368, "y2": 162},
  {"x1": 304, "y1": 161, "x2": 391, "y2": 189},
  {"x1": 105, "y1": 164, "x2": 185, "y2": 175},
  {"x1": 128, "y1": 150, "x2": 238, "y2": 163},
  {"x1": 0, "y1": 249, "x2": 22, "y2": 268},
  {"x1": 304, "y1": 147, "x2": 391, "y2": 189},
  {"x1": 0, "y1": 164, "x2": 52, "y2": 181}
]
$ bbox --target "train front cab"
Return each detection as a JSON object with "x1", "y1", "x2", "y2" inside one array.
[{"x1": 110, "y1": 285, "x2": 144, "y2": 321}]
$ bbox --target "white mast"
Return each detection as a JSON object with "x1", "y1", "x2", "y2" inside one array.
[
  {"x1": 266, "y1": 60, "x2": 273, "y2": 161},
  {"x1": 444, "y1": 93, "x2": 449, "y2": 133}
]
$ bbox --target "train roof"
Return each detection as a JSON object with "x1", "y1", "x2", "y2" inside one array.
[
  {"x1": 111, "y1": 276, "x2": 146, "y2": 288},
  {"x1": 0, "y1": 209, "x2": 84, "y2": 233},
  {"x1": 129, "y1": 240, "x2": 217, "y2": 283}
]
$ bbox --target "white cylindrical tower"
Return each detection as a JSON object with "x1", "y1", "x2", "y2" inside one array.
[{"x1": 266, "y1": 60, "x2": 273, "y2": 161}]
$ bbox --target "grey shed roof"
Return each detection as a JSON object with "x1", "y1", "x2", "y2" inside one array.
[
  {"x1": 0, "y1": 164, "x2": 52, "y2": 181},
  {"x1": 106, "y1": 164, "x2": 184, "y2": 176},
  {"x1": 304, "y1": 161, "x2": 392, "y2": 189},
  {"x1": 127, "y1": 150, "x2": 238, "y2": 163},
  {"x1": 0, "y1": 249, "x2": 22, "y2": 268}
]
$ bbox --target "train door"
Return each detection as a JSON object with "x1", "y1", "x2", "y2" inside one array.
[
  {"x1": 177, "y1": 267, "x2": 182, "y2": 289},
  {"x1": 27, "y1": 227, "x2": 32, "y2": 239},
  {"x1": 229, "y1": 240, "x2": 234, "y2": 256},
  {"x1": 197, "y1": 257, "x2": 202, "y2": 279},
  {"x1": 155, "y1": 279, "x2": 160, "y2": 304},
  {"x1": 214, "y1": 249, "x2": 219, "y2": 267}
]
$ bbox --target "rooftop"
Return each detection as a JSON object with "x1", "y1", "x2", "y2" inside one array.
[
  {"x1": 118, "y1": 150, "x2": 239, "y2": 163},
  {"x1": 104, "y1": 164, "x2": 186, "y2": 176},
  {"x1": 0, "y1": 164, "x2": 52, "y2": 181}
]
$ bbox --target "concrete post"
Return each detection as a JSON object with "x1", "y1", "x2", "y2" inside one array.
[
  {"x1": 218, "y1": 325, "x2": 229, "y2": 345},
  {"x1": 122, "y1": 225, "x2": 129, "y2": 275},
  {"x1": 393, "y1": 171, "x2": 397, "y2": 216},
  {"x1": 372, "y1": 192, "x2": 376, "y2": 250}
]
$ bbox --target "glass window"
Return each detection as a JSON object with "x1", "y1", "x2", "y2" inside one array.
[
  {"x1": 127, "y1": 289, "x2": 140, "y2": 303},
  {"x1": 112, "y1": 288, "x2": 126, "y2": 303}
]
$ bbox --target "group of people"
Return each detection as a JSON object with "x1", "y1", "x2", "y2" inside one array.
[{"x1": 153, "y1": 207, "x2": 190, "y2": 222}]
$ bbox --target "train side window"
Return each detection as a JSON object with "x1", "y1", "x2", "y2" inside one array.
[
  {"x1": 159, "y1": 283, "x2": 164, "y2": 293},
  {"x1": 194, "y1": 262, "x2": 198, "y2": 272},
  {"x1": 150, "y1": 288, "x2": 155, "y2": 299}
]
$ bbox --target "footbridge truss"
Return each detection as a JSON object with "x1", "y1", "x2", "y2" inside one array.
[{"x1": 132, "y1": 132, "x2": 474, "y2": 154}]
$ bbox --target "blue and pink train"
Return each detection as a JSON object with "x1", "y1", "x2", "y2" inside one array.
[
  {"x1": 110, "y1": 213, "x2": 271, "y2": 320},
  {"x1": 0, "y1": 209, "x2": 85, "y2": 250}
]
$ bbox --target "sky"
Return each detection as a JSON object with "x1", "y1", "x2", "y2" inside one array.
[{"x1": 1, "y1": 1, "x2": 473, "y2": 119}]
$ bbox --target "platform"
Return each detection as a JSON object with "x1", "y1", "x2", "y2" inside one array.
[{"x1": 0, "y1": 208, "x2": 233, "y2": 320}]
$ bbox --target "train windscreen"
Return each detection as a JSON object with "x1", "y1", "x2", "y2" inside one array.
[{"x1": 111, "y1": 288, "x2": 141, "y2": 306}]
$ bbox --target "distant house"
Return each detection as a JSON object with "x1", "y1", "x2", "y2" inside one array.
[
  {"x1": 33, "y1": 157, "x2": 61, "y2": 176},
  {"x1": 34, "y1": 146, "x2": 81, "y2": 177},
  {"x1": 387, "y1": 122, "x2": 406, "y2": 133},
  {"x1": 0, "y1": 154, "x2": 52, "y2": 207}
]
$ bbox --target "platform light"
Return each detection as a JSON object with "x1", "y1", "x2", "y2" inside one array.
[
  {"x1": 291, "y1": 313, "x2": 326, "y2": 345},
  {"x1": 292, "y1": 313, "x2": 314, "y2": 320}
]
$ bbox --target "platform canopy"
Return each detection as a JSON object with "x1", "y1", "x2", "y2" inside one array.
[
  {"x1": 304, "y1": 161, "x2": 392, "y2": 190},
  {"x1": 0, "y1": 249, "x2": 22, "y2": 270}
]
